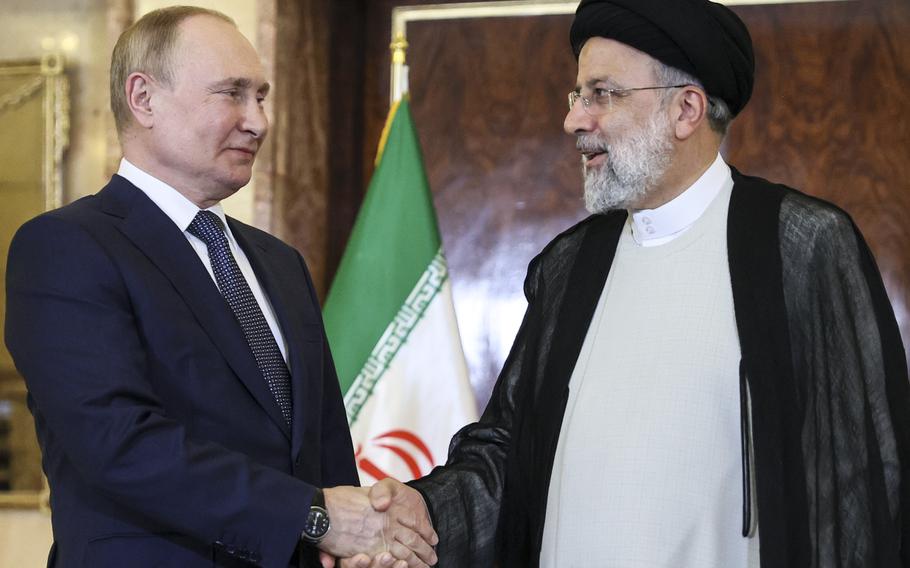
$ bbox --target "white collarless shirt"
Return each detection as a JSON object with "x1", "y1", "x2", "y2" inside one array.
[
  {"x1": 117, "y1": 158, "x2": 288, "y2": 363},
  {"x1": 629, "y1": 153, "x2": 730, "y2": 247},
  {"x1": 540, "y1": 154, "x2": 760, "y2": 568}
]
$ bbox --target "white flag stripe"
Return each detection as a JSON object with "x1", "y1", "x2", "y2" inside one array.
[
  {"x1": 344, "y1": 250, "x2": 448, "y2": 423},
  {"x1": 350, "y1": 278, "x2": 477, "y2": 483}
]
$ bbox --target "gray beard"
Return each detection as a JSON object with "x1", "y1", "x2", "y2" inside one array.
[{"x1": 580, "y1": 113, "x2": 674, "y2": 213}]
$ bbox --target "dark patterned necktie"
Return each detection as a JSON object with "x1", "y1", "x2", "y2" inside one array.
[{"x1": 187, "y1": 210, "x2": 292, "y2": 426}]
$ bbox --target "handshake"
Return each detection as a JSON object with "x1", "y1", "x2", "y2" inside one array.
[{"x1": 317, "y1": 478, "x2": 439, "y2": 568}]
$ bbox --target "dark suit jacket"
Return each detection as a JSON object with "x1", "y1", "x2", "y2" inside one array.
[{"x1": 4, "y1": 175, "x2": 358, "y2": 568}]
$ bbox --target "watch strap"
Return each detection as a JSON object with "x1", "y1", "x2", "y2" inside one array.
[{"x1": 310, "y1": 487, "x2": 325, "y2": 509}]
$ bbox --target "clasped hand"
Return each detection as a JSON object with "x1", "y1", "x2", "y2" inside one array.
[{"x1": 318, "y1": 479, "x2": 438, "y2": 568}]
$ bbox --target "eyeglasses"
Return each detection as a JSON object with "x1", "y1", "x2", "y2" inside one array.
[{"x1": 568, "y1": 85, "x2": 690, "y2": 116}]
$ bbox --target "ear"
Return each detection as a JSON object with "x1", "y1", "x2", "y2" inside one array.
[
  {"x1": 125, "y1": 72, "x2": 156, "y2": 129},
  {"x1": 672, "y1": 86, "x2": 708, "y2": 141}
]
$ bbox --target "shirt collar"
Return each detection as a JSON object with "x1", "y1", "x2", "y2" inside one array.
[
  {"x1": 629, "y1": 153, "x2": 732, "y2": 246},
  {"x1": 117, "y1": 158, "x2": 228, "y2": 232}
]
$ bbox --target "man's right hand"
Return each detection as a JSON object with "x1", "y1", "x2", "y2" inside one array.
[
  {"x1": 366, "y1": 479, "x2": 437, "y2": 567},
  {"x1": 368, "y1": 479, "x2": 436, "y2": 552},
  {"x1": 319, "y1": 485, "x2": 437, "y2": 567}
]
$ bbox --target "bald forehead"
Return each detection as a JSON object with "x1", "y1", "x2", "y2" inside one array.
[
  {"x1": 171, "y1": 15, "x2": 267, "y2": 86},
  {"x1": 175, "y1": 14, "x2": 246, "y2": 51}
]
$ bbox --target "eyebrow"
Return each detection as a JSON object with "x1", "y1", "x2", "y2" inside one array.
[
  {"x1": 576, "y1": 76, "x2": 623, "y2": 91},
  {"x1": 208, "y1": 77, "x2": 271, "y2": 95}
]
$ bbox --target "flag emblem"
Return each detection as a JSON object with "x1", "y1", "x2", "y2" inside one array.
[{"x1": 355, "y1": 430, "x2": 436, "y2": 482}]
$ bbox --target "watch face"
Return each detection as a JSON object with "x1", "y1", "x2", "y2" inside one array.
[{"x1": 304, "y1": 506, "x2": 330, "y2": 540}]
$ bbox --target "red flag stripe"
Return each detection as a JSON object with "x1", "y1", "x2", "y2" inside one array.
[
  {"x1": 375, "y1": 443, "x2": 422, "y2": 479},
  {"x1": 358, "y1": 457, "x2": 390, "y2": 482},
  {"x1": 375, "y1": 430, "x2": 435, "y2": 464}
]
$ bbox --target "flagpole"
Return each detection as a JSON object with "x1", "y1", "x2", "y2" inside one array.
[{"x1": 389, "y1": 33, "x2": 409, "y2": 106}]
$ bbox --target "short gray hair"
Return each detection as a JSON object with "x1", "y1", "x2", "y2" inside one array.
[
  {"x1": 110, "y1": 6, "x2": 235, "y2": 134},
  {"x1": 652, "y1": 60, "x2": 733, "y2": 136}
]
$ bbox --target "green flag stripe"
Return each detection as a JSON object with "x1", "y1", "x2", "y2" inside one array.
[
  {"x1": 344, "y1": 248, "x2": 448, "y2": 424},
  {"x1": 323, "y1": 99, "x2": 441, "y2": 393}
]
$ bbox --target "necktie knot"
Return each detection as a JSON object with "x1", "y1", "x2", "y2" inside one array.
[{"x1": 187, "y1": 210, "x2": 227, "y2": 250}]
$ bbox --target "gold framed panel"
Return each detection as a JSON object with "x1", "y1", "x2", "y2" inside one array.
[{"x1": 0, "y1": 53, "x2": 69, "y2": 510}]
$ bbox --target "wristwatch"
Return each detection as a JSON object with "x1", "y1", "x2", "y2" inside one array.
[{"x1": 301, "y1": 488, "x2": 331, "y2": 544}]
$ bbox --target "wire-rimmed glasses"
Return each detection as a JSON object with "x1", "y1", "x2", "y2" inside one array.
[{"x1": 568, "y1": 84, "x2": 690, "y2": 116}]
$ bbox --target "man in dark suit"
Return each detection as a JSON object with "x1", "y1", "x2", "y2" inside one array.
[{"x1": 4, "y1": 6, "x2": 436, "y2": 568}]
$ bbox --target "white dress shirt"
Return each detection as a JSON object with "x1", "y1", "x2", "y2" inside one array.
[{"x1": 117, "y1": 158, "x2": 288, "y2": 362}]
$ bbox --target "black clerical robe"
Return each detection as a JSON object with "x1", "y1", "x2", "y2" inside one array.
[{"x1": 410, "y1": 169, "x2": 910, "y2": 567}]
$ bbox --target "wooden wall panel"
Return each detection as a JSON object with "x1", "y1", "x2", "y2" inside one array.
[
  {"x1": 326, "y1": 0, "x2": 368, "y2": 288},
  {"x1": 728, "y1": 0, "x2": 910, "y2": 353},
  {"x1": 326, "y1": 0, "x2": 910, "y2": 409},
  {"x1": 406, "y1": 15, "x2": 581, "y2": 406}
]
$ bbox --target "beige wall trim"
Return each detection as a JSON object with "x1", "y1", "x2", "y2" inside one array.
[
  {"x1": 0, "y1": 492, "x2": 44, "y2": 510},
  {"x1": 105, "y1": 0, "x2": 134, "y2": 179},
  {"x1": 42, "y1": 53, "x2": 68, "y2": 211},
  {"x1": 254, "y1": 0, "x2": 277, "y2": 232}
]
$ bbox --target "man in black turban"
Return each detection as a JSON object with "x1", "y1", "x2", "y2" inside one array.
[
  {"x1": 346, "y1": 1, "x2": 910, "y2": 567},
  {"x1": 570, "y1": 0, "x2": 755, "y2": 116}
]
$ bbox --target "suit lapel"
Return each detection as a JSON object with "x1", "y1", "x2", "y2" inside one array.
[
  {"x1": 229, "y1": 220, "x2": 319, "y2": 459},
  {"x1": 101, "y1": 177, "x2": 292, "y2": 440}
]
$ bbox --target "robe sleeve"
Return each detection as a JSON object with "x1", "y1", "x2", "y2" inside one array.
[
  {"x1": 780, "y1": 193, "x2": 910, "y2": 566},
  {"x1": 408, "y1": 254, "x2": 546, "y2": 567}
]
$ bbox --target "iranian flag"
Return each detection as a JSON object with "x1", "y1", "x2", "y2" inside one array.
[{"x1": 323, "y1": 98, "x2": 477, "y2": 483}]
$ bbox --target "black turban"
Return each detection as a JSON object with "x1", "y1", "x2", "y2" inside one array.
[{"x1": 570, "y1": 0, "x2": 755, "y2": 116}]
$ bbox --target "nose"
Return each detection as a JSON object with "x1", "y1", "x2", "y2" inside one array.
[
  {"x1": 242, "y1": 99, "x2": 269, "y2": 140},
  {"x1": 564, "y1": 100, "x2": 598, "y2": 137}
]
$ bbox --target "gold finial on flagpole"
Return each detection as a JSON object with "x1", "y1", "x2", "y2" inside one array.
[
  {"x1": 391, "y1": 33, "x2": 409, "y2": 64},
  {"x1": 390, "y1": 32, "x2": 409, "y2": 106}
]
